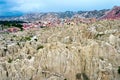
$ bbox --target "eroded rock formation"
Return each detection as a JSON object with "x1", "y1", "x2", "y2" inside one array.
[{"x1": 0, "y1": 20, "x2": 120, "y2": 80}]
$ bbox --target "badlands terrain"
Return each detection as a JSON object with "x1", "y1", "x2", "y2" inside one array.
[{"x1": 0, "y1": 19, "x2": 120, "y2": 80}]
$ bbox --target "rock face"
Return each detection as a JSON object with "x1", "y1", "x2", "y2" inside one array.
[
  {"x1": 100, "y1": 6, "x2": 120, "y2": 20},
  {"x1": 0, "y1": 20, "x2": 120, "y2": 80}
]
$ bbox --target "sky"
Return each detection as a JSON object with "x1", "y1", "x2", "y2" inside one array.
[{"x1": 0, "y1": 0, "x2": 120, "y2": 16}]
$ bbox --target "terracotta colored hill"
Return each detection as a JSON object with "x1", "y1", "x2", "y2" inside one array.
[{"x1": 100, "y1": 6, "x2": 120, "y2": 20}]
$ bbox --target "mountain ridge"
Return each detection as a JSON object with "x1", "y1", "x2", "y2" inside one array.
[
  {"x1": 100, "y1": 6, "x2": 120, "y2": 20},
  {"x1": 0, "y1": 9, "x2": 109, "y2": 21}
]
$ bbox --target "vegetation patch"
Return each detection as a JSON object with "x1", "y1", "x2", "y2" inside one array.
[
  {"x1": 20, "y1": 36, "x2": 31, "y2": 41},
  {"x1": 95, "y1": 33, "x2": 105, "y2": 38},
  {"x1": 76, "y1": 73, "x2": 81, "y2": 79},
  {"x1": 118, "y1": 66, "x2": 120, "y2": 74},
  {"x1": 37, "y1": 45, "x2": 44, "y2": 50},
  {"x1": 34, "y1": 39, "x2": 38, "y2": 41},
  {"x1": 4, "y1": 48, "x2": 7, "y2": 52},
  {"x1": 82, "y1": 73, "x2": 89, "y2": 80},
  {"x1": 0, "y1": 21, "x2": 25, "y2": 31},
  {"x1": 8, "y1": 58, "x2": 13, "y2": 63},
  {"x1": 24, "y1": 36, "x2": 31, "y2": 41},
  {"x1": 99, "y1": 57, "x2": 104, "y2": 61},
  {"x1": 66, "y1": 46, "x2": 68, "y2": 49},
  {"x1": 76, "y1": 73, "x2": 89, "y2": 80},
  {"x1": 27, "y1": 56, "x2": 32, "y2": 60},
  {"x1": 17, "y1": 42, "x2": 20, "y2": 46}
]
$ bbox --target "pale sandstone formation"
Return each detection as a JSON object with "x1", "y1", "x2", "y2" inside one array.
[{"x1": 0, "y1": 20, "x2": 120, "y2": 80}]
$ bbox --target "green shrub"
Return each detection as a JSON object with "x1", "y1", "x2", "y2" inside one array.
[
  {"x1": 95, "y1": 33, "x2": 105, "y2": 38},
  {"x1": 66, "y1": 46, "x2": 68, "y2": 49},
  {"x1": 24, "y1": 36, "x2": 31, "y2": 41},
  {"x1": 99, "y1": 57, "x2": 104, "y2": 61},
  {"x1": 27, "y1": 56, "x2": 32, "y2": 59},
  {"x1": 10, "y1": 39, "x2": 13, "y2": 41},
  {"x1": 76, "y1": 73, "x2": 89, "y2": 80},
  {"x1": 17, "y1": 42, "x2": 20, "y2": 46},
  {"x1": 34, "y1": 39, "x2": 38, "y2": 41},
  {"x1": 118, "y1": 66, "x2": 120, "y2": 74},
  {"x1": 4, "y1": 48, "x2": 7, "y2": 52},
  {"x1": 8, "y1": 58, "x2": 13, "y2": 63},
  {"x1": 76, "y1": 73, "x2": 81, "y2": 79},
  {"x1": 13, "y1": 35, "x2": 16, "y2": 37},
  {"x1": 20, "y1": 36, "x2": 31, "y2": 41},
  {"x1": 37, "y1": 45, "x2": 44, "y2": 50}
]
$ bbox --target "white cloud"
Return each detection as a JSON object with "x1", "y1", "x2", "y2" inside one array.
[
  {"x1": 8, "y1": 0, "x2": 45, "y2": 13},
  {"x1": 4, "y1": 0, "x2": 120, "y2": 13}
]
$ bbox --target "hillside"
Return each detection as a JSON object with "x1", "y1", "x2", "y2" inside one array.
[
  {"x1": 100, "y1": 6, "x2": 120, "y2": 20},
  {"x1": 0, "y1": 9, "x2": 109, "y2": 21},
  {"x1": 0, "y1": 20, "x2": 120, "y2": 80}
]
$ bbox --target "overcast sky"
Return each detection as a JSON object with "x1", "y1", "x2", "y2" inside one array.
[{"x1": 0, "y1": 0, "x2": 120, "y2": 16}]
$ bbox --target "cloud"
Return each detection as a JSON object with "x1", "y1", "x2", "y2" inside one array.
[
  {"x1": 7, "y1": 0, "x2": 45, "y2": 13},
  {"x1": 1, "y1": 0, "x2": 120, "y2": 16}
]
